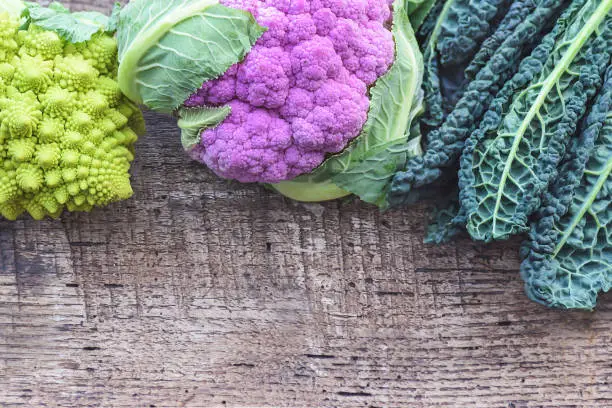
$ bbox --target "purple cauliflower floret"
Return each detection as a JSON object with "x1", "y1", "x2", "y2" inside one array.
[{"x1": 185, "y1": 0, "x2": 395, "y2": 183}]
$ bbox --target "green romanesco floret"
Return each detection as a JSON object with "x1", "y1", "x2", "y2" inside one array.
[
  {"x1": 0, "y1": 11, "x2": 145, "y2": 221},
  {"x1": 17, "y1": 25, "x2": 64, "y2": 60},
  {"x1": 65, "y1": 33, "x2": 118, "y2": 75},
  {"x1": 0, "y1": 12, "x2": 18, "y2": 61}
]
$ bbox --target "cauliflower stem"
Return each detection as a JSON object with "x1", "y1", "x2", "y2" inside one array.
[{"x1": 271, "y1": 178, "x2": 350, "y2": 203}]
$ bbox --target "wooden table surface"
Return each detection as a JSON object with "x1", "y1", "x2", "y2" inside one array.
[{"x1": 2, "y1": 1, "x2": 612, "y2": 407}]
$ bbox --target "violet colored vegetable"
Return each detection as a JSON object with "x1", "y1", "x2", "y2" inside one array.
[
  {"x1": 118, "y1": 0, "x2": 425, "y2": 206},
  {"x1": 182, "y1": 0, "x2": 396, "y2": 183}
]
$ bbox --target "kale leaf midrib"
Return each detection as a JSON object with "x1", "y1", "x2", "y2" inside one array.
[
  {"x1": 553, "y1": 149, "x2": 612, "y2": 258},
  {"x1": 491, "y1": 0, "x2": 612, "y2": 237}
]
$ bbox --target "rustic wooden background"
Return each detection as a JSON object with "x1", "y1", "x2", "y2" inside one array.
[{"x1": 2, "y1": 1, "x2": 612, "y2": 407}]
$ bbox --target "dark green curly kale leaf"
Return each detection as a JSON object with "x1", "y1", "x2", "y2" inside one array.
[
  {"x1": 424, "y1": 189, "x2": 467, "y2": 244},
  {"x1": 460, "y1": 0, "x2": 612, "y2": 242},
  {"x1": 418, "y1": 0, "x2": 458, "y2": 132},
  {"x1": 437, "y1": 0, "x2": 512, "y2": 67},
  {"x1": 389, "y1": 0, "x2": 568, "y2": 207},
  {"x1": 419, "y1": 0, "x2": 513, "y2": 132},
  {"x1": 464, "y1": 0, "x2": 539, "y2": 80},
  {"x1": 416, "y1": 0, "x2": 445, "y2": 42},
  {"x1": 520, "y1": 67, "x2": 612, "y2": 310}
]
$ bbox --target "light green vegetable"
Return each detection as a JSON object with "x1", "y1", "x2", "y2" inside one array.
[
  {"x1": 0, "y1": 0, "x2": 24, "y2": 16},
  {"x1": 21, "y1": 1, "x2": 120, "y2": 43},
  {"x1": 0, "y1": 1, "x2": 145, "y2": 220},
  {"x1": 178, "y1": 106, "x2": 230, "y2": 150},
  {"x1": 116, "y1": 0, "x2": 266, "y2": 114},
  {"x1": 406, "y1": 0, "x2": 438, "y2": 30}
]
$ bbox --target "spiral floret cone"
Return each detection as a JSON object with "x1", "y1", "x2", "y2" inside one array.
[{"x1": 0, "y1": 14, "x2": 145, "y2": 220}]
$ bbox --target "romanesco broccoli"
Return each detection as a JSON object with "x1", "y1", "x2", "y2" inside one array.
[{"x1": 0, "y1": 6, "x2": 145, "y2": 221}]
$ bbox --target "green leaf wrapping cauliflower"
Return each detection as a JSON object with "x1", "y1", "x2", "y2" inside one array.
[{"x1": 0, "y1": 4, "x2": 145, "y2": 221}]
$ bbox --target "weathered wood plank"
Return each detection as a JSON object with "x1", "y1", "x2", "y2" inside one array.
[{"x1": 1, "y1": 2, "x2": 612, "y2": 407}]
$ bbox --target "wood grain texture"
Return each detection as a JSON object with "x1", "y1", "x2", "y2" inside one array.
[{"x1": 1, "y1": 1, "x2": 612, "y2": 407}]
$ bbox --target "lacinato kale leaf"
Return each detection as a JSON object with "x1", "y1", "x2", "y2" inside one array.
[
  {"x1": 417, "y1": 0, "x2": 445, "y2": 41},
  {"x1": 424, "y1": 190, "x2": 467, "y2": 244},
  {"x1": 520, "y1": 67, "x2": 612, "y2": 310},
  {"x1": 437, "y1": 0, "x2": 512, "y2": 67},
  {"x1": 418, "y1": 0, "x2": 454, "y2": 132},
  {"x1": 464, "y1": 0, "x2": 539, "y2": 80},
  {"x1": 460, "y1": 0, "x2": 612, "y2": 242},
  {"x1": 389, "y1": 0, "x2": 568, "y2": 207},
  {"x1": 418, "y1": 0, "x2": 512, "y2": 132}
]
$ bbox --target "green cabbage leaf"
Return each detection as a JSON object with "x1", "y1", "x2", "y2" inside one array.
[
  {"x1": 116, "y1": 0, "x2": 265, "y2": 113},
  {"x1": 20, "y1": 1, "x2": 119, "y2": 42},
  {"x1": 406, "y1": 0, "x2": 438, "y2": 30},
  {"x1": 0, "y1": 0, "x2": 24, "y2": 16}
]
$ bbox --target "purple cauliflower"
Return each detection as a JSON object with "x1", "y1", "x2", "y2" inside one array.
[{"x1": 183, "y1": 0, "x2": 396, "y2": 183}]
